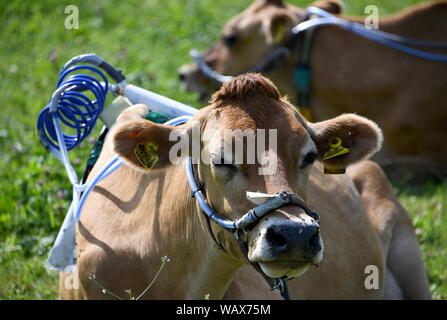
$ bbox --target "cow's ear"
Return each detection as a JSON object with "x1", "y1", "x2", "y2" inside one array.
[
  {"x1": 307, "y1": 114, "x2": 382, "y2": 174},
  {"x1": 310, "y1": 0, "x2": 344, "y2": 14},
  {"x1": 264, "y1": 11, "x2": 297, "y2": 44},
  {"x1": 112, "y1": 105, "x2": 199, "y2": 171},
  {"x1": 112, "y1": 119, "x2": 184, "y2": 172}
]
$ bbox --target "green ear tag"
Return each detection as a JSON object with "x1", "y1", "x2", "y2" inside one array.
[
  {"x1": 323, "y1": 137, "x2": 349, "y2": 160},
  {"x1": 134, "y1": 142, "x2": 159, "y2": 170}
]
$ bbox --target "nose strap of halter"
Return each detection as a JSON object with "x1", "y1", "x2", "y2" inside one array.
[
  {"x1": 186, "y1": 157, "x2": 319, "y2": 299},
  {"x1": 235, "y1": 191, "x2": 320, "y2": 231}
]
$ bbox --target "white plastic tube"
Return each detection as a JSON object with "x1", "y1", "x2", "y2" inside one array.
[{"x1": 123, "y1": 84, "x2": 198, "y2": 118}]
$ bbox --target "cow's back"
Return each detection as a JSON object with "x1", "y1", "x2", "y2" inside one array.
[{"x1": 310, "y1": 2, "x2": 447, "y2": 168}]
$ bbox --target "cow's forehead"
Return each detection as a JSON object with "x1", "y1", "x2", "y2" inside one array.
[
  {"x1": 224, "y1": 0, "x2": 276, "y2": 33},
  {"x1": 217, "y1": 97, "x2": 286, "y2": 124},
  {"x1": 224, "y1": 13, "x2": 260, "y2": 36},
  {"x1": 203, "y1": 100, "x2": 310, "y2": 153}
]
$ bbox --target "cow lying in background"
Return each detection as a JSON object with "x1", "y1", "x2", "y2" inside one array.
[
  {"x1": 59, "y1": 74, "x2": 429, "y2": 299},
  {"x1": 178, "y1": 0, "x2": 447, "y2": 180}
]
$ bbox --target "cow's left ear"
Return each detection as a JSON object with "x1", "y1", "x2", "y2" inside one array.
[{"x1": 307, "y1": 114, "x2": 383, "y2": 174}]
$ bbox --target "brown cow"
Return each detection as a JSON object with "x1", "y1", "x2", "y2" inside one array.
[
  {"x1": 59, "y1": 74, "x2": 429, "y2": 299},
  {"x1": 178, "y1": 0, "x2": 447, "y2": 180}
]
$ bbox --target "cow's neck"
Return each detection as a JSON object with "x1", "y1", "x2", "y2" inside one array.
[{"x1": 154, "y1": 164, "x2": 242, "y2": 299}]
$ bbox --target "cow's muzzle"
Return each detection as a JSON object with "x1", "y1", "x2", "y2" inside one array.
[
  {"x1": 178, "y1": 64, "x2": 215, "y2": 102},
  {"x1": 247, "y1": 213, "x2": 323, "y2": 279}
]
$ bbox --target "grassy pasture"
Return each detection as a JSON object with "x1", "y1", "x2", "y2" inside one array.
[{"x1": 0, "y1": 0, "x2": 445, "y2": 299}]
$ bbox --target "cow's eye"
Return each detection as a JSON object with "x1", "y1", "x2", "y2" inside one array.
[
  {"x1": 299, "y1": 151, "x2": 317, "y2": 169},
  {"x1": 223, "y1": 35, "x2": 238, "y2": 47}
]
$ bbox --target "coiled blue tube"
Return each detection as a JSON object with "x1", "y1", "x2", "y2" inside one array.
[{"x1": 37, "y1": 65, "x2": 108, "y2": 151}]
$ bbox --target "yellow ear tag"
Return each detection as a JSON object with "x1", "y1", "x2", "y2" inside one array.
[
  {"x1": 323, "y1": 137, "x2": 349, "y2": 160},
  {"x1": 134, "y1": 142, "x2": 159, "y2": 170},
  {"x1": 323, "y1": 167, "x2": 346, "y2": 174}
]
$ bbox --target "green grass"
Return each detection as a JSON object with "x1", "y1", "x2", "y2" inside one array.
[
  {"x1": 394, "y1": 181, "x2": 447, "y2": 299},
  {"x1": 0, "y1": 0, "x2": 445, "y2": 299}
]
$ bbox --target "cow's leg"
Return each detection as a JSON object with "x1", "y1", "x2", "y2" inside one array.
[{"x1": 347, "y1": 160, "x2": 431, "y2": 299}]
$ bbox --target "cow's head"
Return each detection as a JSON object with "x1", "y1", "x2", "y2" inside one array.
[
  {"x1": 178, "y1": 0, "x2": 343, "y2": 102},
  {"x1": 112, "y1": 74, "x2": 381, "y2": 280}
]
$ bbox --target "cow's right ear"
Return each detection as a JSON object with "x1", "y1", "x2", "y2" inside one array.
[
  {"x1": 112, "y1": 105, "x2": 211, "y2": 172},
  {"x1": 112, "y1": 119, "x2": 187, "y2": 172}
]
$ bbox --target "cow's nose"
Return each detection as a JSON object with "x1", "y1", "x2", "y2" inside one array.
[{"x1": 265, "y1": 223, "x2": 321, "y2": 259}]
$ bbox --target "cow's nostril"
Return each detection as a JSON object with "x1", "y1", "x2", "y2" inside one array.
[
  {"x1": 178, "y1": 72, "x2": 186, "y2": 82},
  {"x1": 307, "y1": 229, "x2": 321, "y2": 252},
  {"x1": 266, "y1": 227, "x2": 288, "y2": 249}
]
